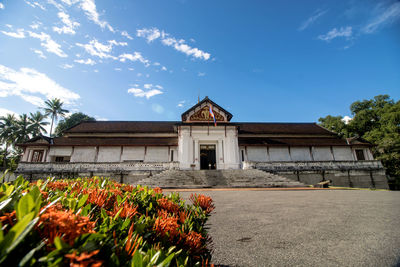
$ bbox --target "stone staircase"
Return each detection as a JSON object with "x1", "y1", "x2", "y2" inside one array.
[{"x1": 135, "y1": 169, "x2": 305, "y2": 188}]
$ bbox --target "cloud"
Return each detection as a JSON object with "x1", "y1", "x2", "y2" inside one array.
[
  {"x1": 28, "y1": 31, "x2": 68, "y2": 57},
  {"x1": 119, "y1": 52, "x2": 150, "y2": 67},
  {"x1": 136, "y1": 27, "x2": 211, "y2": 60},
  {"x1": 127, "y1": 83, "x2": 164, "y2": 99},
  {"x1": 76, "y1": 39, "x2": 126, "y2": 60},
  {"x1": 121, "y1": 30, "x2": 133, "y2": 40},
  {"x1": 1, "y1": 29, "x2": 26, "y2": 38},
  {"x1": 0, "y1": 108, "x2": 18, "y2": 117},
  {"x1": 151, "y1": 103, "x2": 164, "y2": 114},
  {"x1": 298, "y1": 9, "x2": 327, "y2": 31},
  {"x1": 74, "y1": 58, "x2": 96, "y2": 65},
  {"x1": 198, "y1": 72, "x2": 205, "y2": 77},
  {"x1": 362, "y1": 2, "x2": 400, "y2": 34},
  {"x1": 177, "y1": 100, "x2": 185, "y2": 108},
  {"x1": 0, "y1": 3, "x2": 4, "y2": 9},
  {"x1": 318, "y1": 26, "x2": 352, "y2": 42},
  {"x1": 32, "y1": 49, "x2": 47, "y2": 59},
  {"x1": 30, "y1": 21, "x2": 42, "y2": 30},
  {"x1": 24, "y1": 1, "x2": 46, "y2": 10},
  {"x1": 78, "y1": 0, "x2": 114, "y2": 32},
  {"x1": 0, "y1": 64, "x2": 80, "y2": 106},
  {"x1": 53, "y1": 11, "x2": 80, "y2": 35},
  {"x1": 342, "y1": 116, "x2": 352, "y2": 124},
  {"x1": 60, "y1": 63, "x2": 74, "y2": 69}
]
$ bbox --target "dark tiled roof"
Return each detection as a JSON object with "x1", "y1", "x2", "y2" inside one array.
[
  {"x1": 20, "y1": 137, "x2": 178, "y2": 146},
  {"x1": 65, "y1": 121, "x2": 179, "y2": 134},
  {"x1": 237, "y1": 123, "x2": 335, "y2": 135},
  {"x1": 238, "y1": 137, "x2": 371, "y2": 146}
]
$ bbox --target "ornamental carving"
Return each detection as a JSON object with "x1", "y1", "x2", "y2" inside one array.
[{"x1": 189, "y1": 106, "x2": 225, "y2": 122}]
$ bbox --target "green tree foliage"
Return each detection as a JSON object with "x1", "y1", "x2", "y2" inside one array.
[
  {"x1": 0, "y1": 114, "x2": 17, "y2": 169},
  {"x1": 55, "y1": 112, "x2": 95, "y2": 137},
  {"x1": 319, "y1": 95, "x2": 400, "y2": 189},
  {"x1": 28, "y1": 111, "x2": 49, "y2": 137},
  {"x1": 42, "y1": 98, "x2": 69, "y2": 137}
]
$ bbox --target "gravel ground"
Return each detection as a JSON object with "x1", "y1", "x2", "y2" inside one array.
[{"x1": 175, "y1": 189, "x2": 400, "y2": 267}]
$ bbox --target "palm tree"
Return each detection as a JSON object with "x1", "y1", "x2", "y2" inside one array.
[
  {"x1": 0, "y1": 114, "x2": 17, "y2": 169},
  {"x1": 42, "y1": 98, "x2": 69, "y2": 137},
  {"x1": 15, "y1": 114, "x2": 31, "y2": 144},
  {"x1": 28, "y1": 111, "x2": 49, "y2": 137}
]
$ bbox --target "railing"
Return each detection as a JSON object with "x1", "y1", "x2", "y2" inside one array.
[
  {"x1": 243, "y1": 160, "x2": 384, "y2": 171},
  {"x1": 16, "y1": 161, "x2": 179, "y2": 173}
]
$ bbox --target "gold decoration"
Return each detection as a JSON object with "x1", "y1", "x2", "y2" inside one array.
[{"x1": 189, "y1": 106, "x2": 225, "y2": 122}]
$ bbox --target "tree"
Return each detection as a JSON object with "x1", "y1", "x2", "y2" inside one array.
[
  {"x1": 319, "y1": 95, "x2": 400, "y2": 189},
  {"x1": 55, "y1": 112, "x2": 95, "y2": 136},
  {"x1": 28, "y1": 111, "x2": 49, "y2": 137},
  {"x1": 42, "y1": 98, "x2": 69, "y2": 137},
  {"x1": 0, "y1": 114, "x2": 17, "y2": 169},
  {"x1": 14, "y1": 114, "x2": 31, "y2": 144}
]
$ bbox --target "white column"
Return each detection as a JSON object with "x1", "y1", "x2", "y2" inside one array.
[{"x1": 194, "y1": 139, "x2": 199, "y2": 166}]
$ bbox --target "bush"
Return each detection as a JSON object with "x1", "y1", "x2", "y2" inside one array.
[{"x1": 0, "y1": 176, "x2": 215, "y2": 266}]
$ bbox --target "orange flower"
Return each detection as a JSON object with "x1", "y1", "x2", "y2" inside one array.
[
  {"x1": 190, "y1": 194, "x2": 215, "y2": 214},
  {"x1": 183, "y1": 231, "x2": 203, "y2": 252},
  {"x1": 125, "y1": 223, "x2": 140, "y2": 256},
  {"x1": 0, "y1": 210, "x2": 16, "y2": 231},
  {"x1": 64, "y1": 249, "x2": 103, "y2": 267},
  {"x1": 178, "y1": 210, "x2": 191, "y2": 224},
  {"x1": 109, "y1": 201, "x2": 138, "y2": 219},
  {"x1": 154, "y1": 210, "x2": 179, "y2": 241},
  {"x1": 46, "y1": 181, "x2": 69, "y2": 191},
  {"x1": 153, "y1": 187, "x2": 162, "y2": 194},
  {"x1": 157, "y1": 198, "x2": 180, "y2": 214},
  {"x1": 37, "y1": 206, "x2": 96, "y2": 246}
]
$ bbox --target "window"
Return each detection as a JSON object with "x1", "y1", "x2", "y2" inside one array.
[
  {"x1": 241, "y1": 150, "x2": 245, "y2": 161},
  {"x1": 355, "y1": 149, "x2": 365, "y2": 160},
  {"x1": 55, "y1": 157, "x2": 64, "y2": 162},
  {"x1": 31, "y1": 150, "x2": 44, "y2": 162},
  {"x1": 170, "y1": 150, "x2": 174, "y2": 162},
  {"x1": 54, "y1": 156, "x2": 70, "y2": 162}
]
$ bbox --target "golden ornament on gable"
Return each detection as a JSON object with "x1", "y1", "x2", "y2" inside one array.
[{"x1": 189, "y1": 106, "x2": 225, "y2": 122}]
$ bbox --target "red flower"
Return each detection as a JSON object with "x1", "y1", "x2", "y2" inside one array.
[
  {"x1": 64, "y1": 249, "x2": 103, "y2": 267},
  {"x1": 157, "y1": 198, "x2": 180, "y2": 214},
  {"x1": 190, "y1": 194, "x2": 215, "y2": 214}
]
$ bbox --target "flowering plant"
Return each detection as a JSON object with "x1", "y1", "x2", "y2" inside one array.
[{"x1": 0, "y1": 175, "x2": 215, "y2": 266}]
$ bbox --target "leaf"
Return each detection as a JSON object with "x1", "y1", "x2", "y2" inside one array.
[
  {"x1": 0, "y1": 212, "x2": 39, "y2": 261},
  {"x1": 131, "y1": 250, "x2": 143, "y2": 267},
  {"x1": 53, "y1": 237, "x2": 70, "y2": 250},
  {"x1": 77, "y1": 194, "x2": 88, "y2": 209},
  {"x1": 0, "y1": 198, "x2": 12, "y2": 212},
  {"x1": 0, "y1": 170, "x2": 9, "y2": 183},
  {"x1": 16, "y1": 193, "x2": 35, "y2": 221},
  {"x1": 156, "y1": 253, "x2": 175, "y2": 267},
  {"x1": 18, "y1": 241, "x2": 45, "y2": 267},
  {"x1": 149, "y1": 251, "x2": 161, "y2": 265}
]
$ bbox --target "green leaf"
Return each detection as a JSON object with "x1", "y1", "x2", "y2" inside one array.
[
  {"x1": 0, "y1": 198, "x2": 12, "y2": 212},
  {"x1": 0, "y1": 212, "x2": 39, "y2": 261},
  {"x1": 131, "y1": 250, "x2": 143, "y2": 267},
  {"x1": 53, "y1": 237, "x2": 70, "y2": 250},
  {"x1": 18, "y1": 241, "x2": 45, "y2": 267},
  {"x1": 156, "y1": 253, "x2": 175, "y2": 267},
  {"x1": 77, "y1": 194, "x2": 88, "y2": 209},
  {"x1": 149, "y1": 251, "x2": 161, "y2": 265},
  {"x1": 16, "y1": 193, "x2": 35, "y2": 221}
]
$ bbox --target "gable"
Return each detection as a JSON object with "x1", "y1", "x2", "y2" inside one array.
[{"x1": 181, "y1": 96, "x2": 233, "y2": 122}]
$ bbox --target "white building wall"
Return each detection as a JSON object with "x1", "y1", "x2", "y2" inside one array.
[
  {"x1": 269, "y1": 147, "x2": 291, "y2": 161},
  {"x1": 49, "y1": 147, "x2": 73, "y2": 157},
  {"x1": 247, "y1": 147, "x2": 268, "y2": 162},
  {"x1": 97, "y1": 147, "x2": 121, "y2": 162},
  {"x1": 333, "y1": 147, "x2": 354, "y2": 161},
  {"x1": 290, "y1": 147, "x2": 312, "y2": 161},
  {"x1": 312, "y1": 147, "x2": 334, "y2": 161},
  {"x1": 145, "y1": 147, "x2": 169, "y2": 162},
  {"x1": 121, "y1": 147, "x2": 145, "y2": 161},
  {"x1": 71, "y1": 146, "x2": 96, "y2": 162}
]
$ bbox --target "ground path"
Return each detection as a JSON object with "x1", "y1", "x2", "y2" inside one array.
[{"x1": 167, "y1": 189, "x2": 400, "y2": 266}]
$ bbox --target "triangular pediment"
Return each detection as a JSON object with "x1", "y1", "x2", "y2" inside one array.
[{"x1": 181, "y1": 96, "x2": 233, "y2": 123}]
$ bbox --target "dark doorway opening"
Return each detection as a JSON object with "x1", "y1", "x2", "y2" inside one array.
[{"x1": 200, "y1": 145, "x2": 216, "y2": 170}]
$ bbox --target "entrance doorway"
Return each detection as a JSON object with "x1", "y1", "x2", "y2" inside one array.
[{"x1": 200, "y1": 145, "x2": 216, "y2": 170}]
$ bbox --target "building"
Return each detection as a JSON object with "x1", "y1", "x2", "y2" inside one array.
[{"x1": 16, "y1": 97, "x2": 388, "y2": 188}]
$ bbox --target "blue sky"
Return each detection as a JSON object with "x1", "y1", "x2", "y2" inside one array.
[{"x1": 0, "y1": 0, "x2": 399, "y2": 125}]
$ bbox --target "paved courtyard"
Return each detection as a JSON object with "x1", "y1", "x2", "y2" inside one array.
[{"x1": 175, "y1": 189, "x2": 400, "y2": 267}]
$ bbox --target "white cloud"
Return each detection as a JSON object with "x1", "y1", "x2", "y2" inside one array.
[
  {"x1": 74, "y1": 58, "x2": 96, "y2": 65},
  {"x1": 177, "y1": 100, "x2": 185, "y2": 108},
  {"x1": 299, "y1": 9, "x2": 327, "y2": 31},
  {"x1": 198, "y1": 72, "x2": 205, "y2": 77},
  {"x1": 0, "y1": 64, "x2": 80, "y2": 106},
  {"x1": 76, "y1": 39, "x2": 126, "y2": 60},
  {"x1": 0, "y1": 3, "x2": 4, "y2": 9},
  {"x1": 119, "y1": 52, "x2": 150, "y2": 67},
  {"x1": 0, "y1": 108, "x2": 18, "y2": 117},
  {"x1": 318, "y1": 26, "x2": 352, "y2": 42},
  {"x1": 28, "y1": 31, "x2": 68, "y2": 57},
  {"x1": 53, "y1": 11, "x2": 80, "y2": 35},
  {"x1": 1, "y1": 29, "x2": 26, "y2": 38},
  {"x1": 114, "y1": 67, "x2": 122, "y2": 71},
  {"x1": 128, "y1": 68, "x2": 134, "y2": 71},
  {"x1": 60, "y1": 63, "x2": 74, "y2": 69},
  {"x1": 24, "y1": 1, "x2": 46, "y2": 10},
  {"x1": 78, "y1": 0, "x2": 114, "y2": 32},
  {"x1": 127, "y1": 83, "x2": 164, "y2": 99},
  {"x1": 161, "y1": 66, "x2": 167, "y2": 71},
  {"x1": 151, "y1": 103, "x2": 164, "y2": 114},
  {"x1": 32, "y1": 49, "x2": 47, "y2": 59},
  {"x1": 30, "y1": 21, "x2": 42, "y2": 30},
  {"x1": 362, "y1": 2, "x2": 400, "y2": 34},
  {"x1": 121, "y1": 30, "x2": 133, "y2": 40},
  {"x1": 342, "y1": 116, "x2": 352, "y2": 124},
  {"x1": 136, "y1": 27, "x2": 211, "y2": 60}
]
